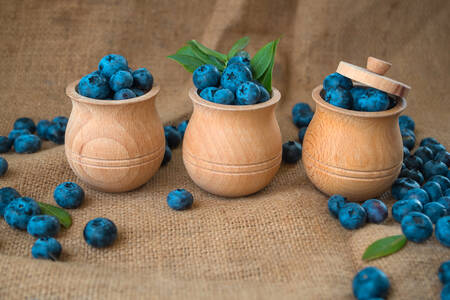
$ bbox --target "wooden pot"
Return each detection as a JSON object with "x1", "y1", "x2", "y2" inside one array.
[
  {"x1": 65, "y1": 80, "x2": 165, "y2": 193},
  {"x1": 302, "y1": 85, "x2": 407, "y2": 201},
  {"x1": 183, "y1": 87, "x2": 282, "y2": 197}
]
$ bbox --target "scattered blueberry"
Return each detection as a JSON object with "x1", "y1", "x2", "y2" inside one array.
[
  {"x1": 414, "y1": 146, "x2": 434, "y2": 164},
  {"x1": 132, "y1": 68, "x2": 153, "y2": 91},
  {"x1": 293, "y1": 110, "x2": 314, "y2": 128},
  {"x1": 442, "y1": 284, "x2": 450, "y2": 300},
  {"x1": 420, "y1": 137, "x2": 439, "y2": 148},
  {"x1": 52, "y1": 116, "x2": 68, "y2": 129},
  {"x1": 401, "y1": 212, "x2": 433, "y2": 243},
  {"x1": 220, "y1": 63, "x2": 252, "y2": 93},
  {"x1": 399, "y1": 115, "x2": 415, "y2": 131},
  {"x1": 161, "y1": 145, "x2": 172, "y2": 166},
  {"x1": 113, "y1": 88, "x2": 136, "y2": 100},
  {"x1": 177, "y1": 120, "x2": 189, "y2": 138},
  {"x1": 437, "y1": 196, "x2": 450, "y2": 211},
  {"x1": 403, "y1": 188, "x2": 430, "y2": 205},
  {"x1": 46, "y1": 123, "x2": 65, "y2": 145},
  {"x1": 282, "y1": 141, "x2": 302, "y2": 164},
  {"x1": 213, "y1": 88, "x2": 235, "y2": 105},
  {"x1": 13, "y1": 117, "x2": 36, "y2": 133},
  {"x1": 352, "y1": 266, "x2": 390, "y2": 300},
  {"x1": 84, "y1": 217, "x2": 118, "y2": 248},
  {"x1": 327, "y1": 194, "x2": 347, "y2": 218},
  {"x1": 8, "y1": 129, "x2": 31, "y2": 142},
  {"x1": 428, "y1": 143, "x2": 446, "y2": 155},
  {"x1": 403, "y1": 155, "x2": 423, "y2": 172},
  {"x1": 338, "y1": 203, "x2": 367, "y2": 230},
  {"x1": 362, "y1": 199, "x2": 388, "y2": 224},
  {"x1": 167, "y1": 189, "x2": 194, "y2": 211},
  {"x1": 324, "y1": 87, "x2": 352, "y2": 109},
  {"x1": 0, "y1": 157, "x2": 7, "y2": 176},
  {"x1": 354, "y1": 88, "x2": 390, "y2": 112},
  {"x1": 292, "y1": 102, "x2": 312, "y2": 117},
  {"x1": 164, "y1": 126, "x2": 182, "y2": 149},
  {"x1": 298, "y1": 127, "x2": 307, "y2": 143},
  {"x1": 14, "y1": 134, "x2": 41, "y2": 154},
  {"x1": 439, "y1": 261, "x2": 450, "y2": 284},
  {"x1": 78, "y1": 71, "x2": 111, "y2": 99},
  {"x1": 0, "y1": 187, "x2": 20, "y2": 217},
  {"x1": 399, "y1": 168, "x2": 424, "y2": 185},
  {"x1": 423, "y1": 160, "x2": 448, "y2": 179},
  {"x1": 391, "y1": 177, "x2": 420, "y2": 200},
  {"x1": 236, "y1": 81, "x2": 261, "y2": 105},
  {"x1": 199, "y1": 87, "x2": 218, "y2": 101},
  {"x1": 422, "y1": 181, "x2": 443, "y2": 202},
  {"x1": 424, "y1": 202, "x2": 447, "y2": 224},
  {"x1": 430, "y1": 175, "x2": 450, "y2": 191},
  {"x1": 323, "y1": 73, "x2": 353, "y2": 90},
  {"x1": 392, "y1": 199, "x2": 423, "y2": 223},
  {"x1": 27, "y1": 215, "x2": 60, "y2": 238},
  {"x1": 403, "y1": 146, "x2": 410, "y2": 158},
  {"x1": 36, "y1": 120, "x2": 52, "y2": 140},
  {"x1": 193, "y1": 64, "x2": 220, "y2": 90},
  {"x1": 4, "y1": 197, "x2": 40, "y2": 230},
  {"x1": 109, "y1": 70, "x2": 133, "y2": 92},
  {"x1": 31, "y1": 237, "x2": 62, "y2": 261},
  {"x1": 0, "y1": 136, "x2": 11, "y2": 153},
  {"x1": 435, "y1": 150, "x2": 450, "y2": 167},
  {"x1": 401, "y1": 129, "x2": 416, "y2": 150},
  {"x1": 435, "y1": 216, "x2": 450, "y2": 247},
  {"x1": 53, "y1": 182, "x2": 84, "y2": 209},
  {"x1": 98, "y1": 54, "x2": 128, "y2": 79}
]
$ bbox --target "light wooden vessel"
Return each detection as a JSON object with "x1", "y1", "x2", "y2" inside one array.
[
  {"x1": 65, "y1": 80, "x2": 165, "y2": 192},
  {"x1": 183, "y1": 87, "x2": 282, "y2": 197}
]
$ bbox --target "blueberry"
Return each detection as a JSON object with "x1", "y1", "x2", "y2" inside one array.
[
  {"x1": 392, "y1": 199, "x2": 423, "y2": 223},
  {"x1": 292, "y1": 102, "x2": 312, "y2": 117},
  {"x1": 439, "y1": 261, "x2": 450, "y2": 284},
  {"x1": 401, "y1": 212, "x2": 433, "y2": 243},
  {"x1": 167, "y1": 189, "x2": 194, "y2": 211},
  {"x1": 429, "y1": 143, "x2": 446, "y2": 155},
  {"x1": 403, "y1": 188, "x2": 430, "y2": 205},
  {"x1": 14, "y1": 134, "x2": 41, "y2": 154},
  {"x1": 161, "y1": 145, "x2": 172, "y2": 166},
  {"x1": 258, "y1": 86, "x2": 271, "y2": 103},
  {"x1": 84, "y1": 217, "x2": 117, "y2": 248},
  {"x1": 401, "y1": 129, "x2": 416, "y2": 150},
  {"x1": 423, "y1": 160, "x2": 448, "y2": 179},
  {"x1": 391, "y1": 177, "x2": 420, "y2": 200},
  {"x1": 323, "y1": 73, "x2": 353, "y2": 90},
  {"x1": 399, "y1": 115, "x2": 415, "y2": 131},
  {"x1": 350, "y1": 86, "x2": 366, "y2": 102},
  {"x1": 193, "y1": 64, "x2": 220, "y2": 90},
  {"x1": 213, "y1": 88, "x2": 235, "y2": 105},
  {"x1": 14, "y1": 117, "x2": 36, "y2": 133},
  {"x1": 298, "y1": 127, "x2": 307, "y2": 143},
  {"x1": 0, "y1": 187, "x2": 20, "y2": 217},
  {"x1": 338, "y1": 203, "x2": 367, "y2": 230},
  {"x1": 430, "y1": 175, "x2": 450, "y2": 191},
  {"x1": 113, "y1": 88, "x2": 136, "y2": 100},
  {"x1": 0, "y1": 136, "x2": 11, "y2": 153},
  {"x1": 435, "y1": 150, "x2": 450, "y2": 167},
  {"x1": 446, "y1": 189, "x2": 450, "y2": 197},
  {"x1": 437, "y1": 196, "x2": 450, "y2": 211},
  {"x1": 36, "y1": 120, "x2": 52, "y2": 140},
  {"x1": 132, "y1": 68, "x2": 153, "y2": 91},
  {"x1": 0, "y1": 157, "x2": 7, "y2": 176},
  {"x1": 164, "y1": 126, "x2": 181, "y2": 149},
  {"x1": 293, "y1": 110, "x2": 314, "y2": 128},
  {"x1": 8, "y1": 129, "x2": 31, "y2": 142},
  {"x1": 414, "y1": 146, "x2": 434, "y2": 164},
  {"x1": 236, "y1": 81, "x2": 261, "y2": 105},
  {"x1": 176, "y1": 120, "x2": 189, "y2": 139},
  {"x1": 53, "y1": 182, "x2": 84, "y2": 209},
  {"x1": 52, "y1": 116, "x2": 68, "y2": 131},
  {"x1": 443, "y1": 284, "x2": 450, "y2": 300},
  {"x1": 403, "y1": 146, "x2": 410, "y2": 158},
  {"x1": 131, "y1": 88, "x2": 145, "y2": 97},
  {"x1": 436, "y1": 216, "x2": 450, "y2": 247},
  {"x1": 31, "y1": 237, "x2": 62, "y2": 261},
  {"x1": 235, "y1": 50, "x2": 250, "y2": 60},
  {"x1": 422, "y1": 181, "x2": 443, "y2": 201},
  {"x1": 98, "y1": 54, "x2": 128, "y2": 79},
  {"x1": 354, "y1": 88, "x2": 390, "y2": 112},
  {"x1": 400, "y1": 168, "x2": 424, "y2": 185},
  {"x1": 327, "y1": 194, "x2": 347, "y2": 218},
  {"x1": 46, "y1": 123, "x2": 65, "y2": 145},
  {"x1": 362, "y1": 199, "x2": 388, "y2": 224},
  {"x1": 420, "y1": 137, "x2": 439, "y2": 148},
  {"x1": 282, "y1": 141, "x2": 302, "y2": 164},
  {"x1": 78, "y1": 72, "x2": 111, "y2": 99},
  {"x1": 220, "y1": 63, "x2": 252, "y2": 93},
  {"x1": 403, "y1": 155, "x2": 423, "y2": 171},
  {"x1": 324, "y1": 87, "x2": 352, "y2": 109},
  {"x1": 4, "y1": 197, "x2": 40, "y2": 230},
  {"x1": 352, "y1": 266, "x2": 390, "y2": 300},
  {"x1": 424, "y1": 202, "x2": 447, "y2": 224},
  {"x1": 109, "y1": 70, "x2": 133, "y2": 92},
  {"x1": 27, "y1": 215, "x2": 60, "y2": 238},
  {"x1": 227, "y1": 55, "x2": 251, "y2": 68},
  {"x1": 199, "y1": 87, "x2": 219, "y2": 101}
]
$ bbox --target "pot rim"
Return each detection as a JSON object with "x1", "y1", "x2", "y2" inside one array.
[
  {"x1": 312, "y1": 84, "x2": 407, "y2": 118},
  {"x1": 189, "y1": 87, "x2": 281, "y2": 111},
  {"x1": 66, "y1": 79, "x2": 160, "y2": 105}
]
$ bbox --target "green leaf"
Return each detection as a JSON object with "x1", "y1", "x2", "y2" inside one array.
[
  {"x1": 227, "y1": 36, "x2": 250, "y2": 59},
  {"x1": 250, "y1": 38, "x2": 279, "y2": 79},
  {"x1": 187, "y1": 40, "x2": 227, "y2": 63},
  {"x1": 176, "y1": 45, "x2": 196, "y2": 56},
  {"x1": 256, "y1": 38, "x2": 279, "y2": 93},
  {"x1": 167, "y1": 54, "x2": 205, "y2": 73},
  {"x1": 189, "y1": 44, "x2": 225, "y2": 71},
  {"x1": 38, "y1": 202, "x2": 72, "y2": 229},
  {"x1": 362, "y1": 235, "x2": 407, "y2": 261}
]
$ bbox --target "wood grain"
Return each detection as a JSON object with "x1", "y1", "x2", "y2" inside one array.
[
  {"x1": 182, "y1": 87, "x2": 282, "y2": 197},
  {"x1": 302, "y1": 85, "x2": 407, "y2": 201},
  {"x1": 65, "y1": 80, "x2": 165, "y2": 192}
]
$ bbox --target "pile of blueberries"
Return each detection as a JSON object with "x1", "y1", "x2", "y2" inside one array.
[
  {"x1": 0, "y1": 182, "x2": 118, "y2": 260},
  {"x1": 193, "y1": 51, "x2": 271, "y2": 105},
  {"x1": 322, "y1": 72, "x2": 395, "y2": 112},
  {"x1": 78, "y1": 54, "x2": 153, "y2": 100}
]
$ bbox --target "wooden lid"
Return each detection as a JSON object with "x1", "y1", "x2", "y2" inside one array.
[{"x1": 336, "y1": 57, "x2": 410, "y2": 98}]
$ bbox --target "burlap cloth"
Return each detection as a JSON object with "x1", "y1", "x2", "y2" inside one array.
[{"x1": 0, "y1": 0, "x2": 449, "y2": 299}]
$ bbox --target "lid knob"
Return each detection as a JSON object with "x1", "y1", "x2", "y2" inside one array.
[{"x1": 367, "y1": 57, "x2": 391, "y2": 75}]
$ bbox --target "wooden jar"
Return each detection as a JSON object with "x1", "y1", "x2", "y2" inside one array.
[
  {"x1": 65, "y1": 80, "x2": 165, "y2": 192},
  {"x1": 183, "y1": 87, "x2": 282, "y2": 197}
]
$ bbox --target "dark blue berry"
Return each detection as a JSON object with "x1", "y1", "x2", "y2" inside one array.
[
  {"x1": 327, "y1": 194, "x2": 347, "y2": 218},
  {"x1": 53, "y1": 182, "x2": 84, "y2": 209},
  {"x1": 52, "y1": 116, "x2": 68, "y2": 130},
  {"x1": 177, "y1": 120, "x2": 189, "y2": 138},
  {"x1": 401, "y1": 212, "x2": 433, "y2": 243},
  {"x1": 293, "y1": 110, "x2": 314, "y2": 128},
  {"x1": 298, "y1": 127, "x2": 307, "y2": 143},
  {"x1": 167, "y1": 189, "x2": 194, "y2": 211},
  {"x1": 161, "y1": 145, "x2": 172, "y2": 166},
  {"x1": 0, "y1": 157, "x2": 7, "y2": 176},
  {"x1": 338, "y1": 203, "x2": 367, "y2": 230},
  {"x1": 78, "y1": 72, "x2": 111, "y2": 99},
  {"x1": 422, "y1": 181, "x2": 443, "y2": 201},
  {"x1": 36, "y1": 120, "x2": 52, "y2": 140},
  {"x1": 424, "y1": 202, "x2": 447, "y2": 224},
  {"x1": 8, "y1": 129, "x2": 31, "y2": 142},
  {"x1": 437, "y1": 196, "x2": 450, "y2": 211},
  {"x1": 4, "y1": 197, "x2": 40, "y2": 230},
  {"x1": 362, "y1": 199, "x2": 388, "y2": 224},
  {"x1": 0, "y1": 136, "x2": 11, "y2": 153},
  {"x1": 442, "y1": 284, "x2": 450, "y2": 300},
  {"x1": 193, "y1": 64, "x2": 220, "y2": 90},
  {"x1": 436, "y1": 216, "x2": 450, "y2": 247},
  {"x1": 323, "y1": 73, "x2": 353, "y2": 90},
  {"x1": 113, "y1": 88, "x2": 136, "y2": 100},
  {"x1": 354, "y1": 88, "x2": 389, "y2": 112},
  {"x1": 98, "y1": 54, "x2": 128, "y2": 79},
  {"x1": 439, "y1": 261, "x2": 450, "y2": 284},
  {"x1": 109, "y1": 70, "x2": 133, "y2": 92},
  {"x1": 131, "y1": 88, "x2": 145, "y2": 97},
  {"x1": 213, "y1": 88, "x2": 235, "y2": 105},
  {"x1": 236, "y1": 81, "x2": 260, "y2": 105},
  {"x1": 392, "y1": 199, "x2": 423, "y2": 223},
  {"x1": 132, "y1": 68, "x2": 153, "y2": 91},
  {"x1": 404, "y1": 155, "x2": 423, "y2": 171},
  {"x1": 31, "y1": 237, "x2": 62, "y2": 261},
  {"x1": 324, "y1": 87, "x2": 352, "y2": 109},
  {"x1": 428, "y1": 143, "x2": 446, "y2": 155},
  {"x1": 46, "y1": 123, "x2": 65, "y2": 144},
  {"x1": 350, "y1": 86, "x2": 366, "y2": 101},
  {"x1": 420, "y1": 137, "x2": 439, "y2": 148},
  {"x1": 84, "y1": 217, "x2": 118, "y2": 248},
  {"x1": 435, "y1": 150, "x2": 450, "y2": 167},
  {"x1": 430, "y1": 175, "x2": 450, "y2": 191},
  {"x1": 282, "y1": 141, "x2": 302, "y2": 164},
  {"x1": 423, "y1": 160, "x2": 448, "y2": 179},
  {"x1": 403, "y1": 188, "x2": 430, "y2": 205},
  {"x1": 352, "y1": 267, "x2": 390, "y2": 300},
  {"x1": 220, "y1": 63, "x2": 252, "y2": 93},
  {"x1": 399, "y1": 168, "x2": 424, "y2": 185},
  {"x1": 0, "y1": 187, "x2": 20, "y2": 217},
  {"x1": 401, "y1": 129, "x2": 416, "y2": 150},
  {"x1": 292, "y1": 102, "x2": 312, "y2": 117},
  {"x1": 403, "y1": 146, "x2": 410, "y2": 158},
  {"x1": 398, "y1": 115, "x2": 415, "y2": 131},
  {"x1": 199, "y1": 86, "x2": 218, "y2": 101},
  {"x1": 14, "y1": 117, "x2": 36, "y2": 133},
  {"x1": 227, "y1": 55, "x2": 251, "y2": 68},
  {"x1": 414, "y1": 146, "x2": 434, "y2": 164},
  {"x1": 391, "y1": 177, "x2": 420, "y2": 200},
  {"x1": 164, "y1": 126, "x2": 181, "y2": 149},
  {"x1": 258, "y1": 86, "x2": 271, "y2": 103},
  {"x1": 27, "y1": 215, "x2": 60, "y2": 238},
  {"x1": 14, "y1": 134, "x2": 41, "y2": 154}
]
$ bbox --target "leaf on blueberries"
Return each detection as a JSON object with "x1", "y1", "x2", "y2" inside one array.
[
  {"x1": 189, "y1": 44, "x2": 225, "y2": 71},
  {"x1": 38, "y1": 202, "x2": 72, "y2": 229},
  {"x1": 167, "y1": 53, "x2": 205, "y2": 73},
  {"x1": 187, "y1": 40, "x2": 227, "y2": 63},
  {"x1": 250, "y1": 38, "x2": 279, "y2": 80},
  {"x1": 227, "y1": 36, "x2": 250, "y2": 59},
  {"x1": 257, "y1": 38, "x2": 279, "y2": 93},
  {"x1": 362, "y1": 235, "x2": 407, "y2": 261}
]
